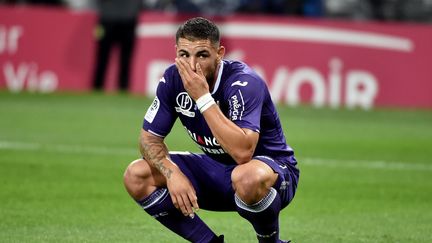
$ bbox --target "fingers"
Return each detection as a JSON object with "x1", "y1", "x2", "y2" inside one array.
[
  {"x1": 180, "y1": 194, "x2": 194, "y2": 218},
  {"x1": 196, "y1": 62, "x2": 203, "y2": 76},
  {"x1": 175, "y1": 58, "x2": 208, "y2": 101},
  {"x1": 175, "y1": 58, "x2": 203, "y2": 82},
  {"x1": 170, "y1": 189, "x2": 199, "y2": 218},
  {"x1": 175, "y1": 58, "x2": 190, "y2": 81},
  {"x1": 190, "y1": 192, "x2": 199, "y2": 212},
  {"x1": 186, "y1": 191, "x2": 199, "y2": 218}
]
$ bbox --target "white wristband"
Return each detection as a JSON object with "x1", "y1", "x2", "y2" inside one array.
[
  {"x1": 196, "y1": 93, "x2": 215, "y2": 113},
  {"x1": 199, "y1": 99, "x2": 216, "y2": 113}
]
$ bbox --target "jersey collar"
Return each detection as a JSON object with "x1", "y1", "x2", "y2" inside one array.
[{"x1": 211, "y1": 60, "x2": 224, "y2": 95}]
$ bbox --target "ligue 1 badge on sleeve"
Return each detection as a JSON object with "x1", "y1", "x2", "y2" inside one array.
[{"x1": 145, "y1": 96, "x2": 160, "y2": 123}]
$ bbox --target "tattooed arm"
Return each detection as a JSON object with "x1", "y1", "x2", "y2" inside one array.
[
  {"x1": 139, "y1": 129, "x2": 199, "y2": 217},
  {"x1": 139, "y1": 129, "x2": 173, "y2": 178}
]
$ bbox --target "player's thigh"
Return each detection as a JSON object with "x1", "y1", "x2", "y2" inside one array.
[
  {"x1": 168, "y1": 152, "x2": 230, "y2": 191},
  {"x1": 169, "y1": 152, "x2": 236, "y2": 210}
]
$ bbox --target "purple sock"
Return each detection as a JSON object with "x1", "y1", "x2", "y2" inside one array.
[
  {"x1": 235, "y1": 187, "x2": 282, "y2": 243},
  {"x1": 137, "y1": 188, "x2": 217, "y2": 243}
]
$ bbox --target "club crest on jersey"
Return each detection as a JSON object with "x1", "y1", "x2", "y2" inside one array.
[{"x1": 175, "y1": 92, "x2": 195, "y2": 117}]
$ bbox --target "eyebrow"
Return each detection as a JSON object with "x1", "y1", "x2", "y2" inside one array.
[
  {"x1": 177, "y1": 49, "x2": 210, "y2": 56},
  {"x1": 196, "y1": 50, "x2": 210, "y2": 56}
]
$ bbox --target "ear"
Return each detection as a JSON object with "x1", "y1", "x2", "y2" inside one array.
[{"x1": 217, "y1": 46, "x2": 225, "y2": 62}]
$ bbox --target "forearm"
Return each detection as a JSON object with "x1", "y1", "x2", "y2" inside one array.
[
  {"x1": 139, "y1": 129, "x2": 177, "y2": 179},
  {"x1": 140, "y1": 129, "x2": 199, "y2": 216},
  {"x1": 202, "y1": 105, "x2": 257, "y2": 164}
]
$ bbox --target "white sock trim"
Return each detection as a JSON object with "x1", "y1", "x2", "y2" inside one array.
[
  {"x1": 235, "y1": 187, "x2": 277, "y2": 213},
  {"x1": 257, "y1": 231, "x2": 278, "y2": 238},
  {"x1": 139, "y1": 188, "x2": 169, "y2": 210}
]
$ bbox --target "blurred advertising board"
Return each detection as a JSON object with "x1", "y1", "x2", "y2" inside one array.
[
  {"x1": 0, "y1": 6, "x2": 97, "y2": 93},
  {"x1": 132, "y1": 12, "x2": 432, "y2": 109},
  {"x1": 1, "y1": 8, "x2": 431, "y2": 109}
]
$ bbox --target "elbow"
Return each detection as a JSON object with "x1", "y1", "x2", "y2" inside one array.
[
  {"x1": 231, "y1": 148, "x2": 255, "y2": 165},
  {"x1": 229, "y1": 131, "x2": 258, "y2": 164},
  {"x1": 229, "y1": 128, "x2": 259, "y2": 164}
]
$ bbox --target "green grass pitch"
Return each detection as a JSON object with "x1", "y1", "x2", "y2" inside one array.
[{"x1": 0, "y1": 91, "x2": 431, "y2": 242}]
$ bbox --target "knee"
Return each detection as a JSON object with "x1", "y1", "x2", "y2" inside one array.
[
  {"x1": 231, "y1": 166, "x2": 272, "y2": 204},
  {"x1": 123, "y1": 159, "x2": 153, "y2": 200},
  {"x1": 124, "y1": 159, "x2": 148, "y2": 182}
]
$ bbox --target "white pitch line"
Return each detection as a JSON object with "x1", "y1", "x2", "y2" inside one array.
[
  {"x1": 301, "y1": 157, "x2": 432, "y2": 172},
  {"x1": 0, "y1": 141, "x2": 137, "y2": 156},
  {"x1": 0, "y1": 140, "x2": 431, "y2": 172}
]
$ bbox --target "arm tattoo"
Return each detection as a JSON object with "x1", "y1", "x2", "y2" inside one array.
[{"x1": 140, "y1": 136, "x2": 173, "y2": 179}]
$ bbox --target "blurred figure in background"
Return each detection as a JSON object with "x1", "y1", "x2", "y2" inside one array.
[
  {"x1": 324, "y1": 0, "x2": 432, "y2": 23},
  {"x1": 302, "y1": 0, "x2": 324, "y2": 16},
  {"x1": 142, "y1": 0, "x2": 242, "y2": 16},
  {"x1": 141, "y1": 0, "x2": 323, "y2": 17},
  {"x1": 236, "y1": 0, "x2": 323, "y2": 16},
  {"x1": 368, "y1": 0, "x2": 386, "y2": 20},
  {"x1": 0, "y1": 0, "x2": 63, "y2": 5},
  {"x1": 140, "y1": 0, "x2": 431, "y2": 23},
  {"x1": 92, "y1": 0, "x2": 142, "y2": 92},
  {"x1": 174, "y1": 0, "x2": 241, "y2": 16},
  {"x1": 28, "y1": 0, "x2": 62, "y2": 5},
  {"x1": 392, "y1": 0, "x2": 432, "y2": 23},
  {"x1": 63, "y1": 0, "x2": 96, "y2": 10}
]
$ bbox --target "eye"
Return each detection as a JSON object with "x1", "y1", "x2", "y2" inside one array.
[
  {"x1": 178, "y1": 52, "x2": 189, "y2": 58},
  {"x1": 198, "y1": 54, "x2": 209, "y2": 59}
]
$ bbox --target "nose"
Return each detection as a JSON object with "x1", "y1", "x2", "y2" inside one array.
[{"x1": 188, "y1": 57, "x2": 197, "y2": 72}]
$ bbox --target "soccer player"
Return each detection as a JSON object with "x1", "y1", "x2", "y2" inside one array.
[{"x1": 123, "y1": 17, "x2": 299, "y2": 243}]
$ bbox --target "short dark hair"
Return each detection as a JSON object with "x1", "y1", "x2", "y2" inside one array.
[{"x1": 176, "y1": 17, "x2": 220, "y2": 46}]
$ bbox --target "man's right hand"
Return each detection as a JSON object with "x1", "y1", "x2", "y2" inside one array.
[{"x1": 166, "y1": 167, "x2": 199, "y2": 218}]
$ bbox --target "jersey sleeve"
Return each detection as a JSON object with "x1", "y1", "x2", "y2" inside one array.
[
  {"x1": 142, "y1": 73, "x2": 177, "y2": 137},
  {"x1": 226, "y1": 75, "x2": 265, "y2": 133}
]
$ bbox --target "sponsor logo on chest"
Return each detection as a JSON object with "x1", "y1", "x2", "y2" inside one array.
[
  {"x1": 175, "y1": 92, "x2": 195, "y2": 117},
  {"x1": 186, "y1": 127, "x2": 226, "y2": 155}
]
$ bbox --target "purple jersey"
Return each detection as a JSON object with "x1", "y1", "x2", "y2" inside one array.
[{"x1": 143, "y1": 60, "x2": 294, "y2": 165}]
